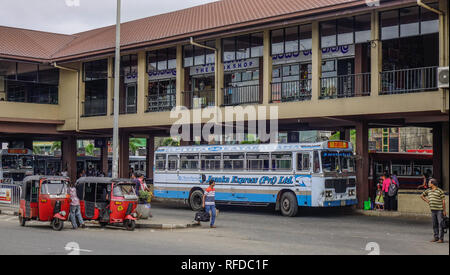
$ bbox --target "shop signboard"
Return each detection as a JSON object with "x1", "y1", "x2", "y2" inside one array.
[
  {"x1": 0, "y1": 187, "x2": 12, "y2": 204},
  {"x1": 272, "y1": 45, "x2": 355, "y2": 65},
  {"x1": 190, "y1": 58, "x2": 260, "y2": 76}
]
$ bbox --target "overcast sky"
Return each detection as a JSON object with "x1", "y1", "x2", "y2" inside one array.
[{"x1": 0, "y1": 0, "x2": 218, "y2": 34}]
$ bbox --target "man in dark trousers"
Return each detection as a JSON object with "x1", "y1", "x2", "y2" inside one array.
[
  {"x1": 202, "y1": 180, "x2": 217, "y2": 228},
  {"x1": 421, "y1": 179, "x2": 447, "y2": 243}
]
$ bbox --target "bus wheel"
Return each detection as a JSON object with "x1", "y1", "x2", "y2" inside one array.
[
  {"x1": 280, "y1": 192, "x2": 298, "y2": 217},
  {"x1": 189, "y1": 190, "x2": 204, "y2": 211}
]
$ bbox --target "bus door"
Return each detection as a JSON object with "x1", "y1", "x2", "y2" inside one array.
[{"x1": 295, "y1": 152, "x2": 312, "y2": 188}]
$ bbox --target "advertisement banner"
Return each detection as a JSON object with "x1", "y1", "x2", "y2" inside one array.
[{"x1": 0, "y1": 188, "x2": 12, "y2": 204}]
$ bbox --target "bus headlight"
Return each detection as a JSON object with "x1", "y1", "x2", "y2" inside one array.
[
  {"x1": 325, "y1": 190, "x2": 333, "y2": 199},
  {"x1": 348, "y1": 189, "x2": 356, "y2": 197}
]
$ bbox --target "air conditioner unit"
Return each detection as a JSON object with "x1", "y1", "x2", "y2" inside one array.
[{"x1": 438, "y1": 66, "x2": 449, "y2": 89}]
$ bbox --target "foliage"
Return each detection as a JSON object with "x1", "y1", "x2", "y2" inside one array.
[
  {"x1": 240, "y1": 139, "x2": 261, "y2": 144},
  {"x1": 85, "y1": 143, "x2": 94, "y2": 156},
  {"x1": 162, "y1": 138, "x2": 180, "y2": 147},
  {"x1": 139, "y1": 190, "x2": 152, "y2": 203},
  {"x1": 51, "y1": 141, "x2": 61, "y2": 152}
]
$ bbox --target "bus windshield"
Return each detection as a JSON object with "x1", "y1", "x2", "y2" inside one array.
[
  {"x1": 21, "y1": 156, "x2": 33, "y2": 168},
  {"x1": 321, "y1": 151, "x2": 355, "y2": 173},
  {"x1": 1, "y1": 155, "x2": 18, "y2": 169},
  {"x1": 41, "y1": 180, "x2": 68, "y2": 195}
]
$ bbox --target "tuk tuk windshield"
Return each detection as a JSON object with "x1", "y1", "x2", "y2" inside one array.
[
  {"x1": 113, "y1": 184, "x2": 137, "y2": 199},
  {"x1": 41, "y1": 180, "x2": 68, "y2": 195}
]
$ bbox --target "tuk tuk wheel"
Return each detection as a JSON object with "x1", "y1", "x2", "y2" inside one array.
[
  {"x1": 124, "y1": 220, "x2": 136, "y2": 231},
  {"x1": 19, "y1": 214, "x2": 26, "y2": 227},
  {"x1": 51, "y1": 218, "x2": 64, "y2": 231}
]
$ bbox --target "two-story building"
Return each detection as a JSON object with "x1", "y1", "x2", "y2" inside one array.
[{"x1": 1, "y1": 0, "x2": 448, "y2": 208}]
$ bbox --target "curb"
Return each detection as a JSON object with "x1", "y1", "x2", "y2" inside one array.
[
  {"x1": 1, "y1": 208, "x2": 200, "y2": 230},
  {"x1": 354, "y1": 209, "x2": 431, "y2": 219},
  {"x1": 0, "y1": 209, "x2": 19, "y2": 216},
  {"x1": 136, "y1": 222, "x2": 201, "y2": 229}
]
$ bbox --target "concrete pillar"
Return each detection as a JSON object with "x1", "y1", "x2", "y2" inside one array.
[
  {"x1": 23, "y1": 139, "x2": 33, "y2": 151},
  {"x1": 340, "y1": 129, "x2": 351, "y2": 141},
  {"x1": 62, "y1": 136, "x2": 77, "y2": 183},
  {"x1": 137, "y1": 51, "x2": 148, "y2": 114},
  {"x1": 355, "y1": 121, "x2": 369, "y2": 209},
  {"x1": 215, "y1": 38, "x2": 224, "y2": 107},
  {"x1": 119, "y1": 130, "x2": 129, "y2": 178},
  {"x1": 176, "y1": 45, "x2": 185, "y2": 107},
  {"x1": 263, "y1": 29, "x2": 272, "y2": 105},
  {"x1": 433, "y1": 124, "x2": 442, "y2": 185},
  {"x1": 146, "y1": 136, "x2": 155, "y2": 180},
  {"x1": 370, "y1": 10, "x2": 381, "y2": 96},
  {"x1": 442, "y1": 122, "x2": 449, "y2": 191},
  {"x1": 311, "y1": 22, "x2": 321, "y2": 101}
]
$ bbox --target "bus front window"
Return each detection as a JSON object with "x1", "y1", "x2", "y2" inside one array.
[
  {"x1": 321, "y1": 151, "x2": 340, "y2": 172},
  {"x1": 321, "y1": 151, "x2": 355, "y2": 173},
  {"x1": 1, "y1": 155, "x2": 18, "y2": 169},
  {"x1": 21, "y1": 156, "x2": 33, "y2": 169}
]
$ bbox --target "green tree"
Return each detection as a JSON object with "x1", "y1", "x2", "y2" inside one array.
[
  {"x1": 129, "y1": 138, "x2": 146, "y2": 155},
  {"x1": 162, "y1": 138, "x2": 180, "y2": 146},
  {"x1": 85, "y1": 143, "x2": 94, "y2": 156},
  {"x1": 51, "y1": 141, "x2": 61, "y2": 152}
]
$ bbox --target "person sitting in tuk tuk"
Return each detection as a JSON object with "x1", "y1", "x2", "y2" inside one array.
[{"x1": 68, "y1": 182, "x2": 86, "y2": 229}]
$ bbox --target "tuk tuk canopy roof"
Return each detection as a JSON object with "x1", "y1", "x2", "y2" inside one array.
[
  {"x1": 22, "y1": 175, "x2": 70, "y2": 183},
  {"x1": 75, "y1": 177, "x2": 135, "y2": 185}
]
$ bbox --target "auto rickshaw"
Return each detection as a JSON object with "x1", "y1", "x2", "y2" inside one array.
[
  {"x1": 75, "y1": 177, "x2": 138, "y2": 231},
  {"x1": 19, "y1": 176, "x2": 70, "y2": 231}
]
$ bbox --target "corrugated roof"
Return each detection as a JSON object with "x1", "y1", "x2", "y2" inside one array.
[
  {"x1": 0, "y1": 0, "x2": 385, "y2": 62},
  {"x1": 0, "y1": 26, "x2": 75, "y2": 61}
]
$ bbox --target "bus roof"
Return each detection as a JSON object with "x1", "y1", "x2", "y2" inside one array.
[{"x1": 155, "y1": 141, "x2": 353, "y2": 154}]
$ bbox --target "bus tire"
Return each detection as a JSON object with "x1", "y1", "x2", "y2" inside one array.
[
  {"x1": 189, "y1": 189, "x2": 204, "y2": 212},
  {"x1": 280, "y1": 192, "x2": 298, "y2": 217}
]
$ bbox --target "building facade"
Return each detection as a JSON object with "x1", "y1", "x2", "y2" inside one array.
[{"x1": 0, "y1": 0, "x2": 448, "y2": 207}]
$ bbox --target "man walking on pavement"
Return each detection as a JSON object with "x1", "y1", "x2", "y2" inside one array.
[
  {"x1": 421, "y1": 178, "x2": 447, "y2": 243},
  {"x1": 203, "y1": 179, "x2": 217, "y2": 228},
  {"x1": 68, "y1": 182, "x2": 86, "y2": 230}
]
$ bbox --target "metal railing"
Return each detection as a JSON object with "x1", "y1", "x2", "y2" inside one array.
[
  {"x1": 146, "y1": 94, "x2": 176, "y2": 112},
  {"x1": 82, "y1": 98, "x2": 107, "y2": 117},
  {"x1": 380, "y1": 66, "x2": 438, "y2": 95},
  {"x1": 0, "y1": 183, "x2": 21, "y2": 208},
  {"x1": 110, "y1": 98, "x2": 137, "y2": 115},
  {"x1": 320, "y1": 73, "x2": 371, "y2": 99},
  {"x1": 223, "y1": 85, "x2": 260, "y2": 106},
  {"x1": 182, "y1": 90, "x2": 215, "y2": 109},
  {"x1": 271, "y1": 80, "x2": 312, "y2": 103}
]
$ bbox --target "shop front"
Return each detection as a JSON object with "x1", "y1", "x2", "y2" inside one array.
[{"x1": 147, "y1": 48, "x2": 177, "y2": 112}]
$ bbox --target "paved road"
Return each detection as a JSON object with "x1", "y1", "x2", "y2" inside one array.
[{"x1": 0, "y1": 202, "x2": 448, "y2": 255}]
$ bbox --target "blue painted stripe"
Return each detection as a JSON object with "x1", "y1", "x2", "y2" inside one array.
[
  {"x1": 155, "y1": 190, "x2": 313, "y2": 206},
  {"x1": 323, "y1": 199, "x2": 358, "y2": 207}
]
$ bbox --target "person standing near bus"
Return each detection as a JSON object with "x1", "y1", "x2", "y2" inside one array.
[
  {"x1": 382, "y1": 172, "x2": 398, "y2": 211},
  {"x1": 421, "y1": 179, "x2": 447, "y2": 243},
  {"x1": 203, "y1": 180, "x2": 217, "y2": 228}
]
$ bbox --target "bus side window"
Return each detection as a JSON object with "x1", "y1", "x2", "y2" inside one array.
[
  {"x1": 297, "y1": 153, "x2": 310, "y2": 172},
  {"x1": 313, "y1": 151, "x2": 320, "y2": 173},
  {"x1": 155, "y1": 154, "x2": 166, "y2": 171},
  {"x1": 168, "y1": 155, "x2": 178, "y2": 171}
]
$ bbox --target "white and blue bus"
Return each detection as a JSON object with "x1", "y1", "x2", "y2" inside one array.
[{"x1": 153, "y1": 141, "x2": 357, "y2": 216}]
